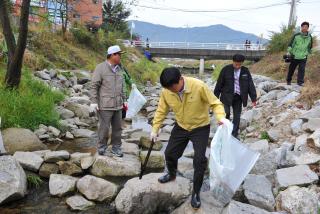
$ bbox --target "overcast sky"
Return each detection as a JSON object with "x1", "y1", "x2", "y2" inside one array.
[{"x1": 129, "y1": 0, "x2": 320, "y2": 39}]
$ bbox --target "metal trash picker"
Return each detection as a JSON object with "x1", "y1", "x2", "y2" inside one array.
[{"x1": 139, "y1": 139, "x2": 155, "y2": 179}]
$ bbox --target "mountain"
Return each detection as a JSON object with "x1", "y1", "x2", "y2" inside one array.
[{"x1": 128, "y1": 20, "x2": 268, "y2": 44}]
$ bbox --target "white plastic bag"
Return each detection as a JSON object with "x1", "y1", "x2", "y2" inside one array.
[
  {"x1": 209, "y1": 119, "x2": 260, "y2": 205},
  {"x1": 126, "y1": 87, "x2": 147, "y2": 119}
]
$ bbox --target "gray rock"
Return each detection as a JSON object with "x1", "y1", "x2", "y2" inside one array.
[
  {"x1": 307, "y1": 129, "x2": 320, "y2": 149},
  {"x1": 163, "y1": 119, "x2": 175, "y2": 126},
  {"x1": 33, "y1": 150, "x2": 51, "y2": 158},
  {"x1": 81, "y1": 156, "x2": 95, "y2": 170},
  {"x1": 140, "y1": 151, "x2": 165, "y2": 169},
  {"x1": 275, "y1": 186, "x2": 318, "y2": 214},
  {"x1": 267, "y1": 129, "x2": 280, "y2": 142},
  {"x1": 120, "y1": 142, "x2": 139, "y2": 156},
  {"x1": 259, "y1": 90, "x2": 279, "y2": 103},
  {"x1": 290, "y1": 119, "x2": 304, "y2": 135},
  {"x1": 44, "y1": 150, "x2": 70, "y2": 163},
  {"x1": 34, "y1": 128, "x2": 48, "y2": 137},
  {"x1": 77, "y1": 175, "x2": 118, "y2": 202},
  {"x1": 57, "y1": 161, "x2": 83, "y2": 176},
  {"x1": 172, "y1": 191, "x2": 224, "y2": 214},
  {"x1": 115, "y1": 173, "x2": 192, "y2": 214},
  {"x1": 35, "y1": 70, "x2": 51, "y2": 80},
  {"x1": 223, "y1": 200, "x2": 271, "y2": 214},
  {"x1": 158, "y1": 132, "x2": 170, "y2": 142},
  {"x1": 56, "y1": 107, "x2": 75, "y2": 119},
  {"x1": 2, "y1": 128, "x2": 47, "y2": 154},
  {"x1": 277, "y1": 91, "x2": 300, "y2": 106},
  {"x1": 243, "y1": 174, "x2": 275, "y2": 211},
  {"x1": 178, "y1": 157, "x2": 194, "y2": 175},
  {"x1": 247, "y1": 139, "x2": 269, "y2": 154},
  {"x1": 149, "y1": 100, "x2": 158, "y2": 106},
  {"x1": 65, "y1": 131, "x2": 74, "y2": 139},
  {"x1": 294, "y1": 134, "x2": 308, "y2": 151},
  {"x1": 70, "y1": 152, "x2": 91, "y2": 165},
  {"x1": 299, "y1": 106, "x2": 320, "y2": 121},
  {"x1": 91, "y1": 154, "x2": 140, "y2": 177},
  {"x1": 302, "y1": 118, "x2": 320, "y2": 133},
  {"x1": 65, "y1": 102, "x2": 90, "y2": 119},
  {"x1": 251, "y1": 149, "x2": 281, "y2": 179},
  {"x1": 13, "y1": 152, "x2": 44, "y2": 172},
  {"x1": 276, "y1": 165, "x2": 318, "y2": 188},
  {"x1": 0, "y1": 156, "x2": 27, "y2": 205},
  {"x1": 49, "y1": 174, "x2": 78, "y2": 197},
  {"x1": 68, "y1": 96, "x2": 91, "y2": 105},
  {"x1": 140, "y1": 136, "x2": 163, "y2": 151},
  {"x1": 48, "y1": 126, "x2": 61, "y2": 137},
  {"x1": 285, "y1": 151, "x2": 320, "y2": 166},
  {"x1": 39, "y1": 163, "x2": 59, "y2": 178},
  {"x1": 66, "y1": 195, "x2": 95, "y2": 211},
  {"x1": 71, "y1": 128, "x2": 94, "y2": 138},
  {"x1": 146, "y1": 106, "x2": 157, "y2": 113},
  {"x1": 269, "y1": 112, "x2": 289, "y2": 126},
  {"x1": 48, "y1": 69, "x2": 57, "y2": 78},
  {"x1": 163, "y1": 125, "x2": 174, "y2": 133}
]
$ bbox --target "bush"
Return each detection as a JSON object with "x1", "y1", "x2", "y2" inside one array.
[
  {"x1": 267, "y1": 25, "x2": 295, "y2": 53},
  {"x1": 0, "y1": 67, "x2": 64, "y2": 130},
  {"x1": 70, "y1": 26, "x2": 94, "y2": 47},
  {"x1": 27, "y1": 174, "x2": 43, "y2": 189}
]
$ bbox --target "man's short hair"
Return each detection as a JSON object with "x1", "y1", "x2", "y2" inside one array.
[
  {"x1": 160, "y1": 67, "x2": 181, "y2": 88},
  {"x1": 232, "y1": 54, "x2": 245, "y2": 62},
  {"x1": 107, "y1": 54, "x2": 112, "y2": 59},
  {"x1": 301, "y1": 21, "x2": 309, "y2": 27}
]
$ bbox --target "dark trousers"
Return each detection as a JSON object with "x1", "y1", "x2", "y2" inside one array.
[
  {"x1": 224, "y1": 94, "x2": 242, "y2": 137},
  {"x1": 97, "y1": 110, "x2": 122, "y2": 152},
  {"x1": 165, "y1": 124, "x2": 210, "y2": 194},
  {"x1": 286, "y1": 59, "x2": 307, "y2": 85}
]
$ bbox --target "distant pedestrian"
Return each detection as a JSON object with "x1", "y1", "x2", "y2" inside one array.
[{"x1": 286, "y1": 21, "x2": 313, "y2": 86}]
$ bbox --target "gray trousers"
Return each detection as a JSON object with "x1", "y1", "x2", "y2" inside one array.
[{"x1": 97, "y1": 110, "x2": 122, "y2": 151}]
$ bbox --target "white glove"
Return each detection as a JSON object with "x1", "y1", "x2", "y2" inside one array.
[
  {"x1": 150, "y1": 130, "x2": 160, "y2": 142},
  {"x1": 90, "y1": 103, "x2": 99, "y2": 112},
  {"x1": 131, "y1": 83, "x2": 137, "y2": 89}
]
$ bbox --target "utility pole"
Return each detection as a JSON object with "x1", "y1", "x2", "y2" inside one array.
[{"x1": 288, "y1": 0, "x2": 297, "y2": 27}]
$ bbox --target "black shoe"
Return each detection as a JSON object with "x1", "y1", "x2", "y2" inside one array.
[
  {"x1": 298, "y1": 83, "x2": 304, "y2": 87},
  {"x1": 158, "y1": 173, "x2": 176, "y2": 183},
  {"x1": 287, "y1": 81, "x2": 291, "y2": 85},
  {"x1": 111, "y1": 147, "x2": 123, "y2": 157},
  {"x1": 191, "y1": 192, "x2": 201, "y2": 209},
  {"x1": 98, "y1": 148, "x2": 106, "y2": 156}
]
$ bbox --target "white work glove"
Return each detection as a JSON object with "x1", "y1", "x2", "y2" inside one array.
[
  {"x1": 90, "y1": 103, "x2": 99, "y2": 112},
  {"x1": 150, "y1": 130, "x2": 160, "y2": 142},
  {"x1": 131, "y1": 83, "x2": 137, "y2": 89}
]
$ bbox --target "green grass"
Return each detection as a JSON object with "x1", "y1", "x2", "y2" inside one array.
[
  {"x1": 212, "y1": 64, "x2": 224, "y2": 81},
  {"x1": 0, "y1": 65, "x2": 64, "y2": 130},
  {"x1": 260, "y1": 131, "x2": 270, "y2": 141},
  {"x1": 27, "y1": 174, "x2": 43, "y2": 189}
]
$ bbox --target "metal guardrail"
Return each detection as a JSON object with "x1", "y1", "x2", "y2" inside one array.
[{"x1": 132, "y1": 41, "x2": 266, "y2": 51}]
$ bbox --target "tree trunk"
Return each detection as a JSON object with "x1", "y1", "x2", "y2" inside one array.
[{"x1": 0, "y1": 0, "x2": 31, "y2": 88}]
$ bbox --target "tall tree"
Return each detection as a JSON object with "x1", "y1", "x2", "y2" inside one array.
[
  {"x1": 102, "y1": 0, "x2": 132, "y2": 34},
  {"x1": 0, "y1": 0, "x2": 31, "y2": 88}
]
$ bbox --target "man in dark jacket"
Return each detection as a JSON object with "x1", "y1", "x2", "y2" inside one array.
[
  {"x1": 286, "y1": 21, "x2": 313, "y2": 86},
  {"x1": 214, "y1": 54, "x2": 257, "y2": 138}
]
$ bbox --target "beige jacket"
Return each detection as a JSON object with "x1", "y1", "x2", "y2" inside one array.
[{"x1": 90, "y1": 61, "x2": 126, "y2": 110}]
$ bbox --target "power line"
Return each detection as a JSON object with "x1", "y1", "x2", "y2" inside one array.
[{"x1": 132, "y1": 1, "x2": 290, "y2": 13}]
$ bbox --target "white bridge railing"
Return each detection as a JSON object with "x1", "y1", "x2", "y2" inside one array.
[{"x1": 132, "y1": 41, "x2": 266, "y2": 51}]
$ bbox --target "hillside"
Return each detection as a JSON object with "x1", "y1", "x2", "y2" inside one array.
[{"x1": 129, "y1": 20, "x2": 268, "y2": 44}]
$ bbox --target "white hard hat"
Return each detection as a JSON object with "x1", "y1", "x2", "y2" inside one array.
[{"x1": 107, "y1": 45, "x2": 125, "y2": 55}]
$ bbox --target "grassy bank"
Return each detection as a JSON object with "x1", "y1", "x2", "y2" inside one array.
[{"x1": 0, "y1": 63, "x2": 64, "y2": 130}]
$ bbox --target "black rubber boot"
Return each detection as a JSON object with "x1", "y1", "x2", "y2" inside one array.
[{"x1": 191, "y1": 192, "x2": 201, "y2": 209}]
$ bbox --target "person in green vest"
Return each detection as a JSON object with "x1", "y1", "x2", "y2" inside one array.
[{"x1": 286, "y1": 21, "x2": 313, "y2": 86}]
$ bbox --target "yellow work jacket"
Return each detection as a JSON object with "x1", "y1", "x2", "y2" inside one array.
[{"x1": 152, "y1": 76, "x2": 226, "y2": 133}]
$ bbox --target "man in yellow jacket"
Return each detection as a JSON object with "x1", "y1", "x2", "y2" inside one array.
[{"x1": 150, "y1": 67, "x2": 226, "y2": 209}]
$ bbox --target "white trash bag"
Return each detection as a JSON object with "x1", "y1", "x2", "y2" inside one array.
[
  {"x1": 209, "y1": 119, "x2": 260, "y2": 205},
  {"x1": 126, "y1": 86, "x2": 147, "y2": 119}
]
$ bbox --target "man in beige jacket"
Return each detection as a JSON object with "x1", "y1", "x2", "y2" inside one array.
[{"x1": 90, "y1": 45, "x2": 126, "y2": 157}]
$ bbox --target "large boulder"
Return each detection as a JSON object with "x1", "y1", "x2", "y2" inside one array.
[
  {"x1": 276, "y1": 186, "x2": 318, "y2": 214},
  {"x1": 172, "y1": 191, "x2": 224, "y2": 214},
  {"x1": 243, "y1": 174, "x2": 275, "y2": 211},
  {"x1": 39, "y1": 163, "x2": 59, "y2": 178},
  {"x1": 77, "y1": 175, "x2": 118, "y2": 202},
  {"x1": 64, "y1": 102, "x2": 90, "y2": 119},
  {"x1": 0, "y1": 156, "x2": 27, "y2": 205},
  {"x1": 71, "y1": 129, "x2": 95, "y2": 138},
  {"x1": 299, "y1": 106, "x2": 320, "y2": 120},
  {"x1": 49, "y1": 174, "x2": 78, "y2": 197},
  {"x1": 115, "y1": 173, "x2": 192, "y2": 214},
  {"x1": 140, "y1": 151, "x2": 165, "y2": 169},
  {"x1": 66, "y1": 195, "x2": 95, "y2": 211},
  {"x1": 2, "y1": 128, "x2": 47, "y2": 154},
  {"x1": 13, "y1": 151, "x2": 44, "y2": 172},
  {"x1": 44, "y1": 150, "x2": 70, "y2": 163},
  {"x1": 276, "y1": 165, "x2": 318, "y2": 188},
  {"x1": 140, "y1": 136, "x2": 163, "y2": 151},
  {"x1": 223, "y1": 200, "x2": 271, "y2": 214},
  {"x1": 91, "y1": 154, "x2": 140, "y2": 177},
  {"x1": 57, "y1": 161, "x2": 83, "y2": 176}
]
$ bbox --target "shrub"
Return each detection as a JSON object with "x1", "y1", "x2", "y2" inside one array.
[{"x1": 267, "y1": 25, "x2": 295, "y2": 53}]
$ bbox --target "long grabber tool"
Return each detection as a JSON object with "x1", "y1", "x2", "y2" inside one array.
[{"x1": 139, "y1": 139, "x2": 155, "y2": 179}]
